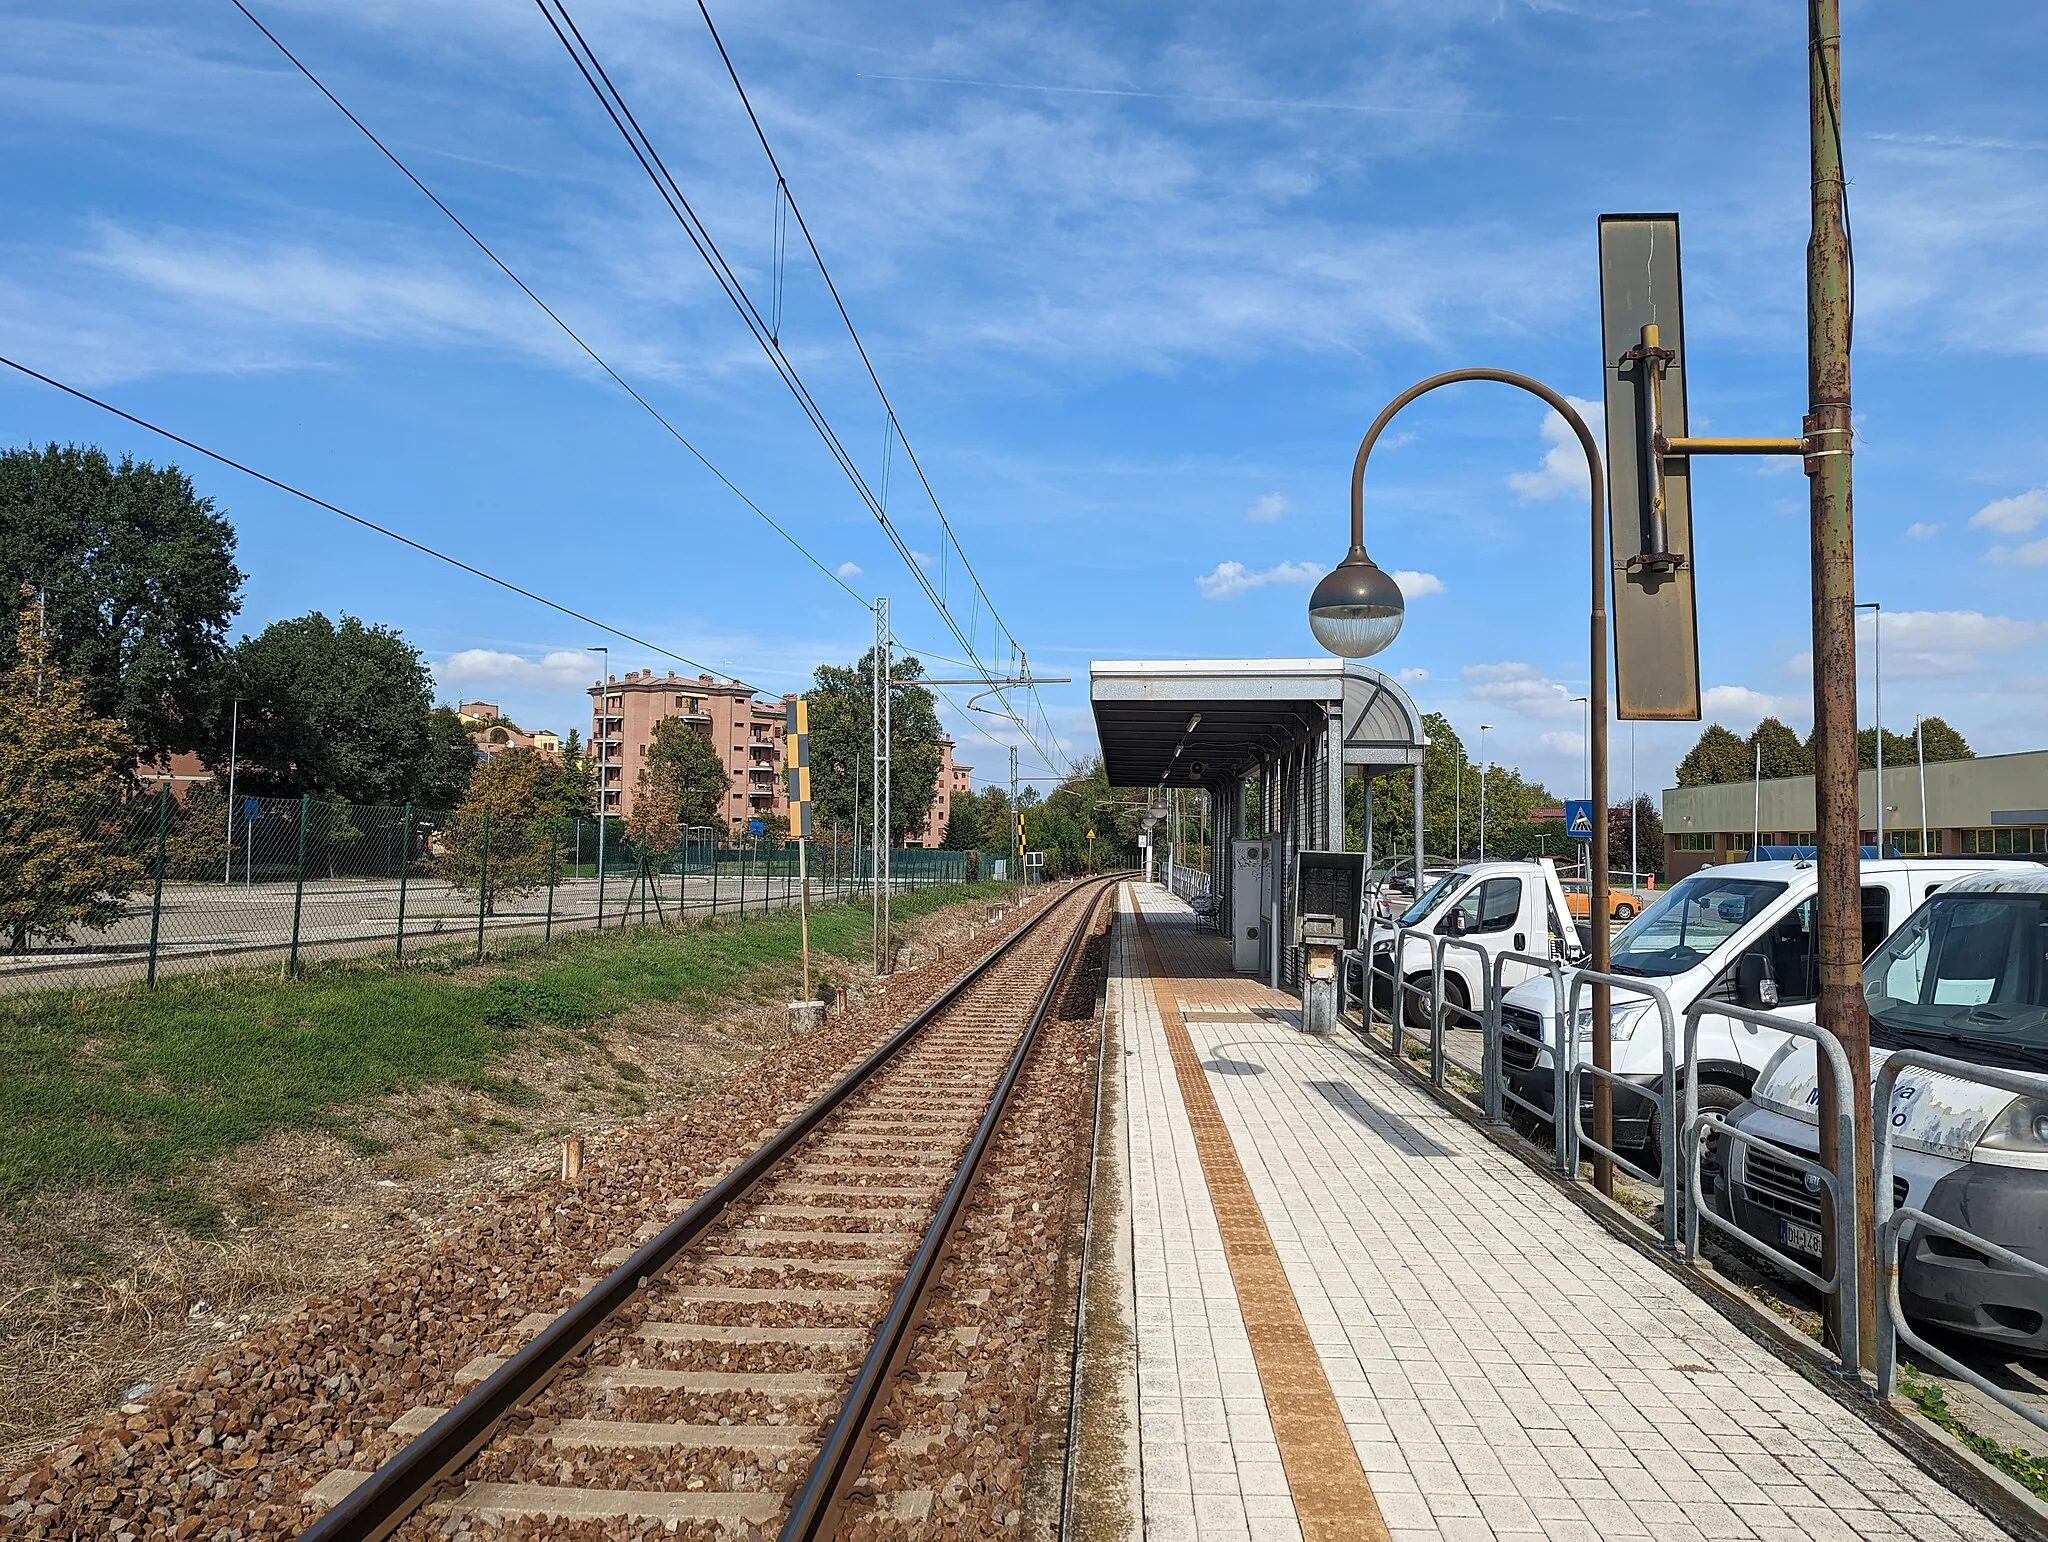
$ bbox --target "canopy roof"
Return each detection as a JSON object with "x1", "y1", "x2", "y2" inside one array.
[{"x1": 1089, "y1": 658, "x2": 1427, "y2": 789}]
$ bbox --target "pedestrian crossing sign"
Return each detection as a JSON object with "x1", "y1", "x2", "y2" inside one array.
[{"x1": 1564, "y1": 800, "x2": 1595, "y2": 840}]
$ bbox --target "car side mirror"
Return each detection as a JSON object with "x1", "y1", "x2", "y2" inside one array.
[
  {"x1": 1442, "y1": 909, "x2": 1467, "y2": 937},
  {"x1": 1737, "y1": 952, "x2": 1778, "y2": 1010}
]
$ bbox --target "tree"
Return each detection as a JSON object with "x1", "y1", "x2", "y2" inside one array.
[
  {"x1": 437, "y1": 746, "x2": 584, "y2": 913},
  {"x1": 1018, "y1": 758, "x2": 1142, "y2": 876},
  {"x1": 1676, "y1": 724, "x2": 1751, "y2": 786},
  {"x1": 417, "y1": 706, "x2": 479, "y2": 810},
  {"x1": 1356, "y1": 712, "x2": 1548, "y2": 861},
  {"x1": 804, "y1": 651, "x2": 943, "y2": 846},
  {"x1": 227, "y1": 612, "x2": 443, "y2": 806},
  {"x1": 629, "y1": 718, "x2": 727, "y2": 851},
  {"x1": 1915, "y1": 716, "x2": 1973, "y2": 763},
  {"x1": 1608, "y1": 795, "x2": 1665, "y2": 880},
  {"x1": 0, "y1": 444, "x2": 244, "y2": 761},
  {"x1": 943, "y1": 786, "x2": 988, "y2": 851},
  {"x1": 0, "y1": 590, "x2": 146, "y2": 952},
  {"x1": 1748, "y1": 717, "x2": 1810, "y2": 779}
]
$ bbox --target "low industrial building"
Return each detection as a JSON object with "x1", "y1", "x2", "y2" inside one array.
[{"x1": 1662, "y1": 747, "x2": 2048, "y2": 880}]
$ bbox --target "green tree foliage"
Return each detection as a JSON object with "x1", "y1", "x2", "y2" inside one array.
[
  {"x1": 1676, "y1": 724, "x2": 1752, "y2": 786},
  {"x1": 1914, "y1": 716, "x2": 1973, "y2": 763},
  {"x1": 629, "y1": 718, "x2": 728, "y2": 851},
  {"x1": 1353, "y1": 713, "x2": 1548, "y2": 861},
  {"x1": 418, "y1": 706, "x2": 480, "y2": 810},
  {"x1": 804, "y1": 651, "x2": 943, "y2": 845},
  {"x1": 1607, "y1": 795, "x2": 1665, "y2": 879},
  {"x1": 941, "y1": 786, "x2": 987, "y2": 851},
  {"x1": 227, "y1": 612, "x2": 446, "y2": 806},
  {"x1": 0, "y1": 591, "x2": 146, "y2": 951},
  {"x1": 0, "y1": 444, "x2": 244, "y2": 761},
  {"x1": 437, "y1": 746, "x2": 587, "y2": 912},
  {"x1": 1019, "y1": 758, "x2": 1141, "y2": 877},
  {"x1": 1749, "y1": 717, "x2": 1810, "y2": 779}
]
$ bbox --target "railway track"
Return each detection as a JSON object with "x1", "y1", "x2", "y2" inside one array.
[{"x1": 293, "y1": 873, "x2": 1119, "y2": 1541}]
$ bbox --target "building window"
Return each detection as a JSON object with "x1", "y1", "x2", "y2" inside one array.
[
  {"x1": 1675, "y1": 833, "x2": 1715, "y2": 852},
  {"x1": 1726, "y1": 833, "x2": 1754, "y2": 855},
  {"x1": 1966, "y1": 827, "x2": 2048, "y2": 855}
]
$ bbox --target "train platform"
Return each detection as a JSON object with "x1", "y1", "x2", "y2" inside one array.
[{"x1": 1091, "y1": 883, "x2": 2012, "y2": 1542}]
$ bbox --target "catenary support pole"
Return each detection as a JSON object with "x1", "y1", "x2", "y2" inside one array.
[
  {"x1": 146, "y1": 782, "x2": 169, "y2": 988},
  {"x1": 476, "y1": 811, "x2": 491, "y2": 962},
  {"x1": 1805, "y1": 0, "x2": 1872, "y2": 1366},
  {"x1": 544, "y1": 817, "x2": 558, "y2": 942}
]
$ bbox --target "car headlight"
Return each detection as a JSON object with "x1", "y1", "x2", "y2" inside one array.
[
  {"x1": 1572, "y1": 1000, "x2": 1653, "y2": 1044},
  {"x1": 1974, "y1": 1097, "x2": 2048, "y2": 1155}
]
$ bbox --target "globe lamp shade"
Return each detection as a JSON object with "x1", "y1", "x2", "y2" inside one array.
[{"x1": 1307, "y1": 548, "x2": 1405, "y2": 658}]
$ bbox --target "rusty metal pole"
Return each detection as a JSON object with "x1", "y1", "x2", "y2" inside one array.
[{"x1": 1804, "y1": 0, "x2": 1873, "y2": 1366}]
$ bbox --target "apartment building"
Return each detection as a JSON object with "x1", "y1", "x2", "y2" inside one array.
[
  {"x1": 589, "y1": 671, "x2": 786, "y2": 830},
  {"x1": 908, "y1": 739, "x2": 972, "y2": 847},
  {"x1": 458, "y1": 702, "x2": 562, "y2": 761}
]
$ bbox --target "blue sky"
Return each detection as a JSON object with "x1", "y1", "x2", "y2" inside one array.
[{"x1": 4, "y1": 0, "x2": 2045, "y2": 800}]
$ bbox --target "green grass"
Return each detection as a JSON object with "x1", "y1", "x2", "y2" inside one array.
[
  {"x1": 1900, "y1": 1368, "x2": 2048, "y2": 1498},
  {"x1": 0, "y1": 882, "x2": 1017, "y2": 1223}
]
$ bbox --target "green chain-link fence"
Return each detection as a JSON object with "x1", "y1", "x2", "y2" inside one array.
[{"x1": 0, "y1": 786, "x2": 974, "y2": 994}]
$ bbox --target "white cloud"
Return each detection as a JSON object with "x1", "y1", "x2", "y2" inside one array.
[
  {"x1": 1701, "y1": 684, "x2": 1801, "y2": 725},
  {"x1": 1246, "y1": 492, "x2": 1289, "y2": 522},
  {"x1": 1392, "y1": 569, "x2": 1444, "y2": 598},
  {"x1": 1194, "y1": 558, "x2": 1321, "y2": 599},
  {"x1": 1460, "y1": 661, "x2": 1581, "y2": 719},
  {"x1": 1906, "y1": 521, "x2": 1939, "y2": 540},
  {"x1": 1397, "y1": 667, "x2": 1430, "y2": 683},
  {"x1": 1987, "y1": 538, "x2": 2048, "y2": 567},
  {"x1": 1507, "y1": 396, "x2": 1605, "y2": 502},
  {"x1": 1971, "y1": 488, "x2": 2048, "y2": 535},
  {"x1": 435, "y1": 649, "x2": 593, "y2": 690},
  {"x1": 1863, "y1": 608, "x2": 2048, "y2": 675},
  {"x1": 1536, "y1": 729, "x2": 1586, "y2": 758},
  {"x1": 911, "y1": 549, "x2": 937, "y2": 569},
  {"x1": 835, "y1": 560, "x2": 863, "y2": 578}
]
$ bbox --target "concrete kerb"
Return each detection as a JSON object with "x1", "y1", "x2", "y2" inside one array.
[{"x1": 1333, "y1": 1007, "x2": 2048, "y2": 1542}]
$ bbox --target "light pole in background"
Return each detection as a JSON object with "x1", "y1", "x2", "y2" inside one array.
[
  {"x1": 588, "y1": 646, "x2": 609, "y2": 923},
  {"x1": 1858, "y1": 600, "x2": 1883, "y2": 855},
  {"x1": 1478, "y1": 724, "x2": 1494, "y2": 861},
  {"x1": 1571, "y1": 696, "x2": 1589, "y2": 877},
  {"x1": 223, "y1": 695, "x2": 241, "y2": 885},
  {"x1": 1454, "y1": 737, "x2": 1464, "y2": 861}
]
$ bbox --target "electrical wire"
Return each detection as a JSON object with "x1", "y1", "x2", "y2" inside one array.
[
  {"x1": 229, "y1": 0, "x2": 865, "y2": 610},
  {"x1": 533, "y1": 0, "x2": 1062, "y2": 771},
  {"x1": 0, "y1": 351, "x2": 769, "y2": 694}
]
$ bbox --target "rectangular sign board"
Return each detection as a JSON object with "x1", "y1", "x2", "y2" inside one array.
[
  {"x1": 1598, "y1": 213, "x2": 1703, "y2": 721},
  {"x1": 1564, "y1": 799, "x2": 1595, "y2": 840}
]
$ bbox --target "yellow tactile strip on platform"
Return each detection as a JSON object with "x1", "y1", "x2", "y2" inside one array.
[{"x1": 1130, "y1": 896, "x2": 1390, "y2": 1542}]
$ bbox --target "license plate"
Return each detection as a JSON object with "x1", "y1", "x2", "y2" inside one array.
[{"x1": 1778, "y1": 1219, "x2": 1822, "y2": 1259}]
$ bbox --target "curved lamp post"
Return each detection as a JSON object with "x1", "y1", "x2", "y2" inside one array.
[{"x1": 1312, "y1": 367, "x2": 1617, "y2": 1194}]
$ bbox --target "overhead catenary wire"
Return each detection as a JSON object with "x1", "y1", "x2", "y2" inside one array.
[
  {"x1": 231, "y1": 0, "x2": 1043, "y2": 769},
  {"x1": 533, "y1": 0, "x2": 1063, "y2": 772},
  {"x1": 0, "y1": 352, "x2": 767, "y2": 695},
  {"x1": 228, "y1": 0, "x2": 864, "y2": 611}
]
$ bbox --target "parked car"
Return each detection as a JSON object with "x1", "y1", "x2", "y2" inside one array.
[
  {"x1": 1560, "y1": 876, "x2": 1654, "y2": 923},
  {"x1": 1348, "y1": 859, "x2": 1583, "y2": 1030},
  {"x1": 1499, "y1": 857, "x2": 2007, "y2": 1170},
  {"x1": 1722, "y1": 869, "x2": 2048, "y2": 1352}
]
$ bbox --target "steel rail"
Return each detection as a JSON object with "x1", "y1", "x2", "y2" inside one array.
[
  {"x1": 780, "y1": 877, "x2": 1117, "y2": 1539},
  {"x1": 299, "y1": 877, "x2": 1109, "y2": 1542}
]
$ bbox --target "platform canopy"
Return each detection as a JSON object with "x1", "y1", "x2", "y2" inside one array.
[{"x1": 1089, "y1": 658, "x2": 1428, "y2": 789}]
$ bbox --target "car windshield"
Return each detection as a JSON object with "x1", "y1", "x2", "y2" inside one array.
[
  {"x1": 1398, "y1": 871, "x2": 1465, "y2": 928},
  {"x1": 1606, "y1": 871, "x2": 1788, "y2": 977},
  {"x1": 1865, "y1": 893, "x2": 2048, "y2": 1065}
]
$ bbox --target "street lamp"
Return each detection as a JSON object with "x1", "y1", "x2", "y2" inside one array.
[{"x1": 1311, "y1": 366, "x2": 1618, "y2": 1194}]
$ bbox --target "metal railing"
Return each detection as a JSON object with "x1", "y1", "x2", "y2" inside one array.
[
  {"x1": 1566, "y1": 969, "x2": 1680, "y2": 1247},
  {"x1": 1431, "y1": 934, "x2": 1493, "y2": 1090},
  {"x1": 1486, "y1": 949, "x2": 1571, "y2": 1174},
  {"x1": 1876, "y1": 1049, "x2": 2048, "y2": 1431},
  {"x1": 1680, "y1": 1001, "x2": 1862, "y2": 1375}
]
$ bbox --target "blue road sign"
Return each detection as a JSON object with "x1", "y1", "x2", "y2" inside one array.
[
  {"x1": 1564, "y1": 800, "x2": 1595, "y2": 840},
  {"x1": 748, "y1": 819, "x2": 765, "y2": 836},
  {"x1": 243, "y1": 798, "x2": 260, "y2": 822}
]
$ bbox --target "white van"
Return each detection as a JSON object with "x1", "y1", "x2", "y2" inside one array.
[
  {"x1": 1725, "y1": 869, "x2": 2048, "y2": 1352},
  {"x1": 1352, "y1": 859, "x2": 1584, "y2": 1030},
  {"x1": 1499, "y1": 857, "x2": 2006, "y2": 1166}
]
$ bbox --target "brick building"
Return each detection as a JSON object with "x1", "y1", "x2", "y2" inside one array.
[
  {"x1": 908, "y1": 740, "x2": 972, "y2": 847},
  {"x1": 459, "y1": 702, "x2": 561, "y2": 761},
  {"x1": 589, "y1": 672, "x2": 786, "y2": 831}
]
